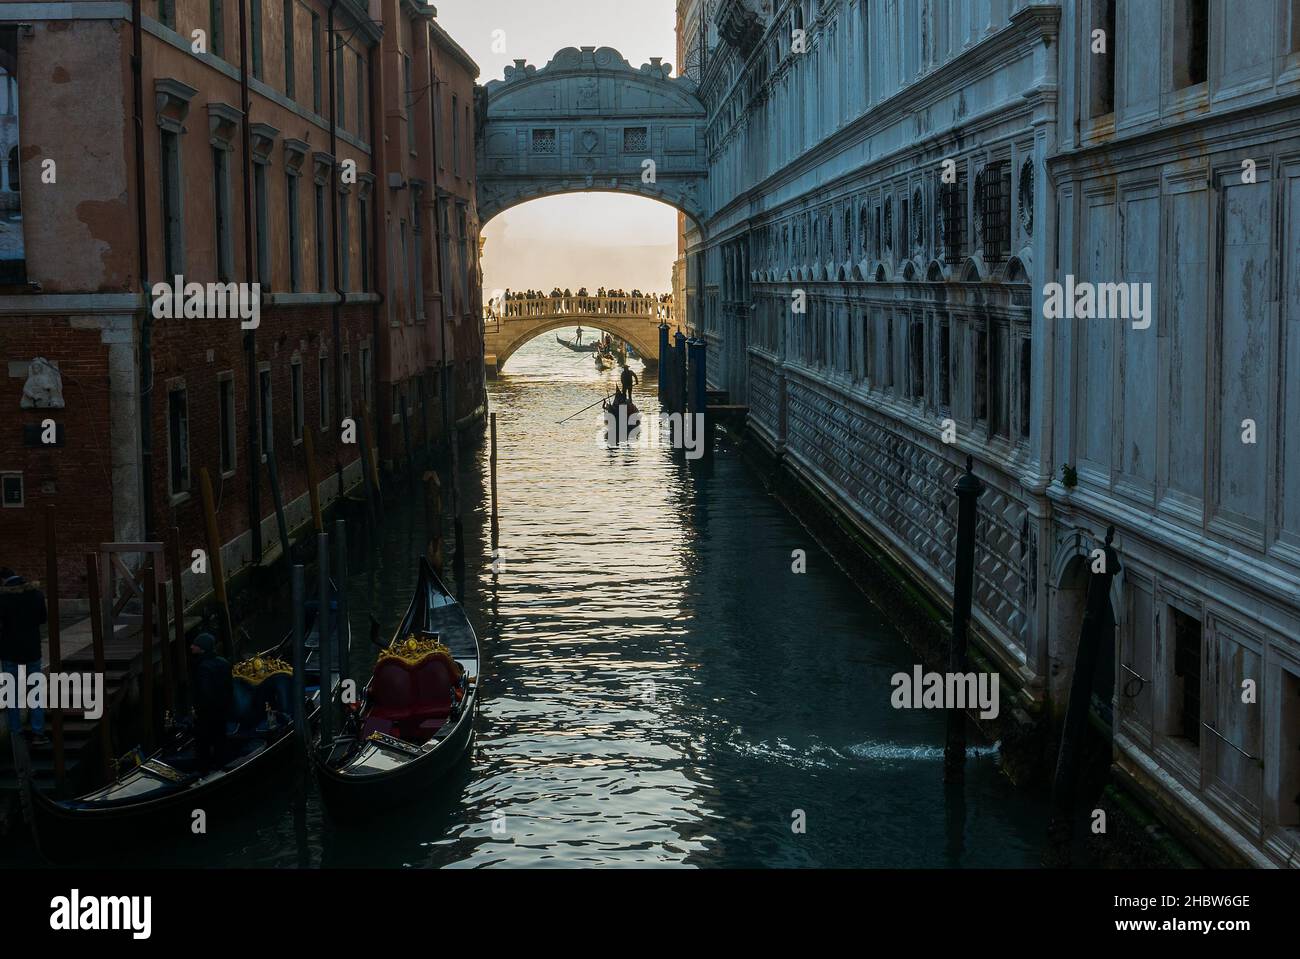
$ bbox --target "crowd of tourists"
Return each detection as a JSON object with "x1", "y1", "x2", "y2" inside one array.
[{"x1": 492, "y1": 288, "x2": 673, "y2": 319}]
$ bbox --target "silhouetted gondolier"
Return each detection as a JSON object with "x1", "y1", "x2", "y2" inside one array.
[
  {"x1": 620, "y1": 363, "x2": 638, "y2": 398},
  {"x1": 575, "y1": 326, "x2": 584, "y2": 344},
  {"x1": 191, "y1": 632, "x2": 233, "y2": 772}
]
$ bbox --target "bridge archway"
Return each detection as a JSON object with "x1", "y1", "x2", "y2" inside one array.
[{"x1": 477, "y1": 46, "x2": 708, "y2": 234}]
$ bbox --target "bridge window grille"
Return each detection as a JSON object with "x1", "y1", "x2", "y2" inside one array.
[
  {"x1": 939, "y1": 173, "x2": 966, "y2": 265},
  {"x1": 531, "y1": 128, "x2": 557, "y2": 155},
  {"x1": 621, "y1": 127, "x2": 647, "y2": 153},
  {"x1": 980, "y1": 161, "x2": 1011, "y2": 264}
]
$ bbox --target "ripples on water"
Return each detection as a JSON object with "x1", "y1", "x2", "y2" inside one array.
[{"x1": 11, "y1": 331, "x2": 1052, "y2": 869}]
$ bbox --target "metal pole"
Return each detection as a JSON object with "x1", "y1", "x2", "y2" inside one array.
[
  {"x1": 44, "y1": 506, "x2": 64, "y2": 789},
  {"x1": 291, "y1": 564, "x2": 308, "y2": 751},
  {"x1": 334, "y1": 519, "x2": 349, "y2": 684},
  {"x1": 944, "y1": 455, "x2": 984, "y2": 785},
  {"x1": 316, "y1": 531, "x2": 333, "y2": 748}
]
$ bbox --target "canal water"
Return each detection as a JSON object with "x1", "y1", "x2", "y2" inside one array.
[{"x1": 9, "y1": 332, "x2": 1053, "y2": 868}]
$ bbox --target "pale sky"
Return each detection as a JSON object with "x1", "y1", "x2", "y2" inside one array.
[{"x1": 435, "y1": 0, "x2": 680, "y2": 294}]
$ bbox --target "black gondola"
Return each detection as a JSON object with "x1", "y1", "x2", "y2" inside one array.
[
  {"x1": 311, "y1": 558, "x2": 479, "y2": 817},
  {"x1": 556, "y1": 334, "x2": 597, "y2": 353},
  {"x1": 28, "y1": 584, "x2": 349, "y2": 861}
]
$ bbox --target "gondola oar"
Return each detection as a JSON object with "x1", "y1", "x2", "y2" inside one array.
[{"x1": 556, "y1": 395, "x2": 611, "y2": 425}]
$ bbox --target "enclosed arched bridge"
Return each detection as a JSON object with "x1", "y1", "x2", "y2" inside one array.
[{"x1": 484, "y1": 294, "x2": 676, "y2": 375}]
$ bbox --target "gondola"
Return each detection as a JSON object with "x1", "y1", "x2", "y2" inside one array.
[
  {"x1": 311, "y1": 558, "x2": 479, "y2": 817},
  {"x1": 28, "y1": 584, "x2": 349, "y2": 860},
  {"x1": 555, "y1": 334, "x2": 597, "y2": 353},
  {"x1": 602, "y1": 393, "x2": 641, "y2": 444},
  {"x1": 594, "y1": 351, "x2": 612, "y2": 370}
]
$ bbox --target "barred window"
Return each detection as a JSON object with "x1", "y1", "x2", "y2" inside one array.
[
  {"x1": 980, "y1": 161, "x2": 1011, "y2": 263},
  {"x1": 939, "y1": 172, "x2": 966, "y2": 265},
  {"x1": 532, "y1": 128, "x2": 557, "y2": 154},
  {"x1": 623, "y1": 127, "x2": 648, "y2": 152}
]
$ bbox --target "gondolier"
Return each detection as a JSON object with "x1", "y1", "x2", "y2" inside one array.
[
  {"x1": 619, "y1": 363, "x2": 638, "y2": 398},
  {"x1": 575, "y1": 325, "x2": 584, "y2": 344},
  {"x1": 191, "y1": 632, "x2": 233, "y2": 771}
]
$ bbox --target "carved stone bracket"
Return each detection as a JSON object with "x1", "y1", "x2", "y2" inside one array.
[
  {"x1": 207, "y1": 102, "x2": 243, "y2": 151},
  {"x1": 312, "y1": 151, "x2": 335, "y2": 186},
  {"x1": 250, "y1": 122, "x2": 279, "y2": 166},
  {"x1": 154, "y1": 77, "x2": 198, "y2": 133},
  {"x1": 283, "y1": 137, "x2": 310, "y2": 177}
]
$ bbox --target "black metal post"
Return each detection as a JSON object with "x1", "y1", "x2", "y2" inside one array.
[
  {"x1": 944, "y1": 455, "x2": 984, "y2": 785},
  {"x1": 334, "y1": 519, "x2": 349, "y2": 684},
  {"x1": 316, "y1": 531, "x2": 333, "y2": 749}
]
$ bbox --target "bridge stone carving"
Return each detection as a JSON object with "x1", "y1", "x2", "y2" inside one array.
[
  {"x1": 477, "y1": 46, "x2": 709, "y2": 230},
  {"x1": 483, "y1": 295, "x2": 676, "y2": 375}
]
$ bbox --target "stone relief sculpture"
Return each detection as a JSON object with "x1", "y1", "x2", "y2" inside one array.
[{"x1": 21, "y1": 356, "x2": 64, "y2": 409}]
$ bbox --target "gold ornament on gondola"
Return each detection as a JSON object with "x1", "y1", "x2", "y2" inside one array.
[
  {"x1": 378, "y1": 634, "x2": 454, "y2": 668},
  {"x1": 232, "y1": 655, "x2": 293, "y2": 685}
]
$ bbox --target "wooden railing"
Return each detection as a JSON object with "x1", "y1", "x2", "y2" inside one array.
[{"x1": 486, "y1": 294, "x2": 674, "y2": 321}]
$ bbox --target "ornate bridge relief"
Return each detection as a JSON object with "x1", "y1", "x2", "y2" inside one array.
[{"x1": 477, "y1": 46, "x2": 709, "y2": 230}]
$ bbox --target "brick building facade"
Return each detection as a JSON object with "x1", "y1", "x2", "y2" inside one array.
[{"x1": 0, "y1": 0, "x2": 484, "y2": 605}]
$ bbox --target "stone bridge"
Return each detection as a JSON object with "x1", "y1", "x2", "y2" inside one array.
[
  {"x1": 477, "y1": 45, "x2": 708, "y2": 232},
  {"x1": 483, "y1": 295, "x2": 675, "y2": 375}
]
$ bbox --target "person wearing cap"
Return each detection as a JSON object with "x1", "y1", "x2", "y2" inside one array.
[
  {"x1": 190, "y1": 632, "x2": 232, "y2": 771},
  {"x1": 0, "y1": 566, "x2": 48, "y2": 745}
]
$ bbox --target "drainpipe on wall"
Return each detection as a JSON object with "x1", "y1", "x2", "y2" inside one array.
[
  {"x1": 131, "y1": 0, "x2": 155, "y2": 543},
  {"x1": 367, "y1": 38, "x2": 381, "y2": 458},
  {"x1": 238, "y1": 0, "x2": 262, "y2": 561},
  {"x1": 327, "y1": 1, "x2": 343, "y2": 492}
]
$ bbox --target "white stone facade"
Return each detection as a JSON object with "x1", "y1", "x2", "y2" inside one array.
[{"x1": 684, "y1": 0, "x2": 1300, "y2": 866}]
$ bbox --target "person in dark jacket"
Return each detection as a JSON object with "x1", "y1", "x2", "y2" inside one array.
[
  {"x1": 190, "y1": 632, "x2": 233, "y2": 771},
  {"x1": 0, "y1": 567, "x2": 48, "y2": 743},
  {"x1": 619, "y1": 363, "x2": 639, "y2": 398}
]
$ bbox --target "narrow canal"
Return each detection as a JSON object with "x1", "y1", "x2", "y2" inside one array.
[{"x1": 12, "y1": 333, "x2": 1054, "y2": 868}]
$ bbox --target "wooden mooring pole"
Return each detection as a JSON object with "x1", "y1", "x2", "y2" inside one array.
[
  {"x1": 198, "y1": 467, "x2": 235, "y2": 658},
  {"x1": 168, "y1": 527, "x2": 187, "y2": 703},
  {"x1": 84, "y1": 553, "x2": 112, "y2": 783},
  {"x1": 44, "y1": 505, "x2": 64, "y2": 790},
  {"x1": 334, "y1": 519, "x2": 349, "y2": 683},
  {"x1": 266, "y1": 446, "x2": 293, "y2": 571},
  {"x1": 303, "y1": 428, "x2": 324, "y2": 532},
  {"x1": 450, "y1": 428, "x2": 464, "y2": 571},
  {"x1": 489, "y1": 412, "x2": 499, "y2": 535},
  {"x1": 291, "y1": 564, "x2": 308, "y2": 752},
  {"x1": 140, "y1": 558, "x2": 155, "y2": 752},
  {"x1": 944, "y1": 456, "x2": 984, "y2": 785},
  {"x1": 317, "y1": 532, "x2": 333, "y2": 749}
]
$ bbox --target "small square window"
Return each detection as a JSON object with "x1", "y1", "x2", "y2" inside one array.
[
  {"x1": 623, "y1": 127, "x2": 649, "y2": 153},
  {"x1": 1, "y1": 472, "x2": 22, "y2": 507},
  {"x1": 531, "y1": 128, "x2": 557, "y2": 155}
]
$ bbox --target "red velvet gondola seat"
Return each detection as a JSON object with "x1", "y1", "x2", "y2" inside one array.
[{"x1": 362, "y1": 635, "x2": 461, "y2": 743}]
